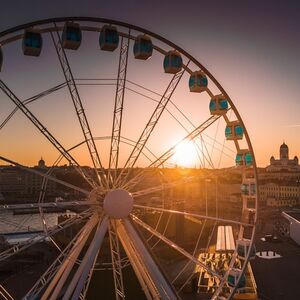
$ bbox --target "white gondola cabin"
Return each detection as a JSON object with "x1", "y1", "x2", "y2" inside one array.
[
  {"x1": 225, "y1": 121, "x2": 244, "y2": 140},
  {"x1": 163, "y1": 50, "x2": 182, "y2": 74},
  {"x1": 237, "y1": 239, "x2": 256, "y2": 260},
  {"x1": 227, "y1": 268, "x2": 246, "y2": 288},
  {"x1": 189, "y1": 71, "x2": 208, "y2": 92},
  {"x1": 209, "y1": 94, "x2": 228, "y2": 115},
  {"x1": 22, "y1": 29, "x2": 42, "y2": 57},
  {"x1": 133, "y1": 35, "x2": 153, "y2": 60},
  {"x1": 99, "y1": 25, "x2": 119, "y2": 51},
  {"x1": 61, "y1": 22, "x2": 82, "y2": 50}
]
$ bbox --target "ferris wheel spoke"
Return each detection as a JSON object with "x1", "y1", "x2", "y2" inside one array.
[
  {"x1": 63, "y1": 216, "x2": 109, "y2": 300},
  {"x1": 131, "y1": 214, "x2": 223, "y2": 281},
  {"x1": 0, "y1": 156, "x2": 91, "y2": 196},
  {"x1": 116, "y1": 66, "x2": 187, "y2": 188},
  {"x1": 172, "y1": 218, "x2": 208, "y2": 286},
  {"x1": 0, "y1": 79, "x2": 96, "y2": 189},
  {"x1": 79, "y1": 254, "x2": 98, "y2": 300},
  {"x1": 108, "y1": 33, "x2": 130, "y2": 188},
  {"x1": 132, "y1": 175, "x2": 201, "y2": 198},
  {"x1": 120, "y1": 136, "x2": 159, "y2": 164},
  {"x1": 124, "y1": 80, "x2": 231, "y2": 169},
  {"x1": 0, "y1": 201, "x2": 96, "y2": 213},
  {"x1": 149, "y1": 114, "x2": 221, "y2": 168},
  {"x1": 109, "y1": 219, "x2": 126, "y2": 299},
  {"x1": 0, "y1": 208, "x2": 94, "y2": 263},
  {"x1": 0, "y1": 285, "x2": 14, "y2": 300},
  {"x1": 50, "y1": 25, "x2": 107, "y2": 189},
  {"x1": 25, "y1": 214, "x2": 98, "y2": 300},
  {"x1": 126, "y1": 80, "x2": 235, "y2": 161},
  {"x1": 133, "y1": 204, "x2": 253, "y2": 228},
  {"x1": 0, "y1": 82, "x2": 67, "y2": 131},
  {"x1": 116, "y1": 218, "x2": 179, "y2": 299},
  {"x1": 120, "y1": 114, "x2": 222, "y2": 191}
]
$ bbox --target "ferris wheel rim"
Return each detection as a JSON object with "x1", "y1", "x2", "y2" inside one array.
[{"x1": 0, "y1": 16, "x2": 258, "y2": 299}]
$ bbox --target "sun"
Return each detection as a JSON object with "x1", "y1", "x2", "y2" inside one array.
[{"x1": 174, "y1": 141, "x2": 198, "y2": 168}]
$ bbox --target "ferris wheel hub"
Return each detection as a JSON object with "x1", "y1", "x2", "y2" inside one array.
[{"x1": 103, "y1": 188, "x2": 133, "y2": 219}]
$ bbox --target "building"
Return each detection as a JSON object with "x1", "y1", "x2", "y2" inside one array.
[
  {"x1": 266, "y1": 142, "x2": 300, "y2": 172},
  {"x1": 259, "y1": 182, "x2": 300, "y2": 207},
  {"x1": 0, "y1": 158, "x2": 56, "y2": 202}
]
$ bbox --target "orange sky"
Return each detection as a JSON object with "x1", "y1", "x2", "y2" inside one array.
[{"x1": 0, "y1": 1, "x2": 299, "y2": 168}]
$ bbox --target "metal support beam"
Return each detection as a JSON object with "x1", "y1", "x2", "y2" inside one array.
[
  {"x1": 109, "y1": 220, "x2": 126, "y2": 300},
  {"x1": 108, "y1": 34, "x2": 130, "y2": 187},
  {"x1": 117, "y1": 219, "x2": 179, "y2": 299},
  {"x1": 122, "y1": 114, "x2": 222, "y2": 191},
  {"x1": 116, "y1": 66, "x2": 187, "y2": 187},
  {"x1": 50, "y1": 26, "x2": 106, "y2": 189},
  {"x1": 0, "y1": 209, "x2": 93, "y2": 262},
  {"x1": 133, "y1": 204, "x2": 253, "y2": 228},
  {"x1": 63, "y1": 216, "x2": 109, "y2": 300},
  {"x1": 0, "y1": 285, "x2": 14, "y2": 300},
  {"x1": 0, "y1": 79, "x2": 95, "y2": 189},
  {"x1": 24, "y1": 215, "x2": 98, "y2": 300},
  {"x1": 0, "y1": 82, "x2": 67, "y2": 131},
  {"x1": 131, "y1": 214, "x2": 222, "y2": 281}
]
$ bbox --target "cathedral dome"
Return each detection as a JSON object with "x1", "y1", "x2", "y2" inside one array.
[
  {"x1": 280, "y1": 142, "x2": 288, "y2": 150},
  {"x1": 38, "y1": 157, "x2": 46, "y2": 168}
]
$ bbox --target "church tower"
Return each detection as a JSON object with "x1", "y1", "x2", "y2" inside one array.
[
  {"x1": 280, "y1": 142, "x2": 289, "y2": 160},
  {"x1": 38, "y1": 157, "x2": 46, "y2": 169}
]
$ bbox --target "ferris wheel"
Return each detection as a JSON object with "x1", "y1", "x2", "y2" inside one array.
[{"x1": 0, "y1": 17, "x2": 258, "y2": 300}]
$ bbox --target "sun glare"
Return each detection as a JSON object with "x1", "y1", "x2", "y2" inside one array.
[{"x1": 174, "y1": 141, "x2": 198, "y2": 168}]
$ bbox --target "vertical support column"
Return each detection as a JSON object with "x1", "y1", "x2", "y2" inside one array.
[
  {"x1": 116, "y1": 66, "x2": 187, "y2": 188},
  {"x1": 108, "y1": 32, "x2": 130, "y2": 187},
  {"x1": 109, "y1": 220, "x2": 126, "y2": 300},
  {"x1": 50, "y1": 25, "x2": 106, "y2": 189}
]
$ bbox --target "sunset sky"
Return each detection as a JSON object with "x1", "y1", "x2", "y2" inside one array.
[{"x1": 0, "y1": 0, "x2": 299, "y2": 168}]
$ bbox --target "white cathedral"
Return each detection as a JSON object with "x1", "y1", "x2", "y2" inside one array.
[{"x1": 266, "y1": 142, "x2": 300, "y2": 172}]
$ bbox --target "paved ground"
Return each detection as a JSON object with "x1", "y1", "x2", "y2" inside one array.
[{"x1": 251, "y1": 233, "x2": 300, "y2": 300}]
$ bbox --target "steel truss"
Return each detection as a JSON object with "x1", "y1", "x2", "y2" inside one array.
[
  {"x1": 108, "y1": 33, "x2": 130, "y2": 187},
  {"x1": 109, "y1": 220, "x2": 126, "y2": 299},
  {"x1": 116, "y1": 65, "x2": 187, "y2": 187},
  {"x1": 50, "y1": 25, "x2": 106, "y2": 189},
  {"x1": 24, "y1": 215, "x2": 98, "y2": 299},
  {"x1": 121, "y1": 114, "x2": 222, "y2": 191},
  {"x1": 0, "y1": 209, "x2": 93, "y2": 263},
  {"x1": 0, "y1": 80, "x2": 95, "y2": 189}
]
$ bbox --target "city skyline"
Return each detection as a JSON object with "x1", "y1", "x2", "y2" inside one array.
[{"x1": 0, "y1": 0, "x2": 299, "y2": 168}]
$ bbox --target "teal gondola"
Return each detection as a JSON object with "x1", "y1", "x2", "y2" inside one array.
[
  {"x1": 99, "y1": 25, "x2": 119, "y2": 52},
  {"x1": 163, "y1": 50, "x2": 182, "y2": 74},
  {"x1": 225, "y1": 122, "x2": 244, "y2": 140},
  {"x1": 235, "y1": 151, "x2": 253, "y2": 166},
  {"x1": 237, "y1": 239, "x2": 256, "y2": 260},
  {"x1": 22, "y1": 29, "x2": 42, "y2": 57},
  {"x1": 133, "y1": 35, "x2": 153, "y2": 60},
  {"x1": 189, "y1": 71, "x2": 207, "y2": 92},
  {"x1": 62, "y1": 22, "x2": 82, "y2": 50},
  {"x1": 209, "y1": 95, "x2": 228, "y2": 115},
  {"x1": 227, "y1": 269, "x2": 246, "y2": 288}
]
